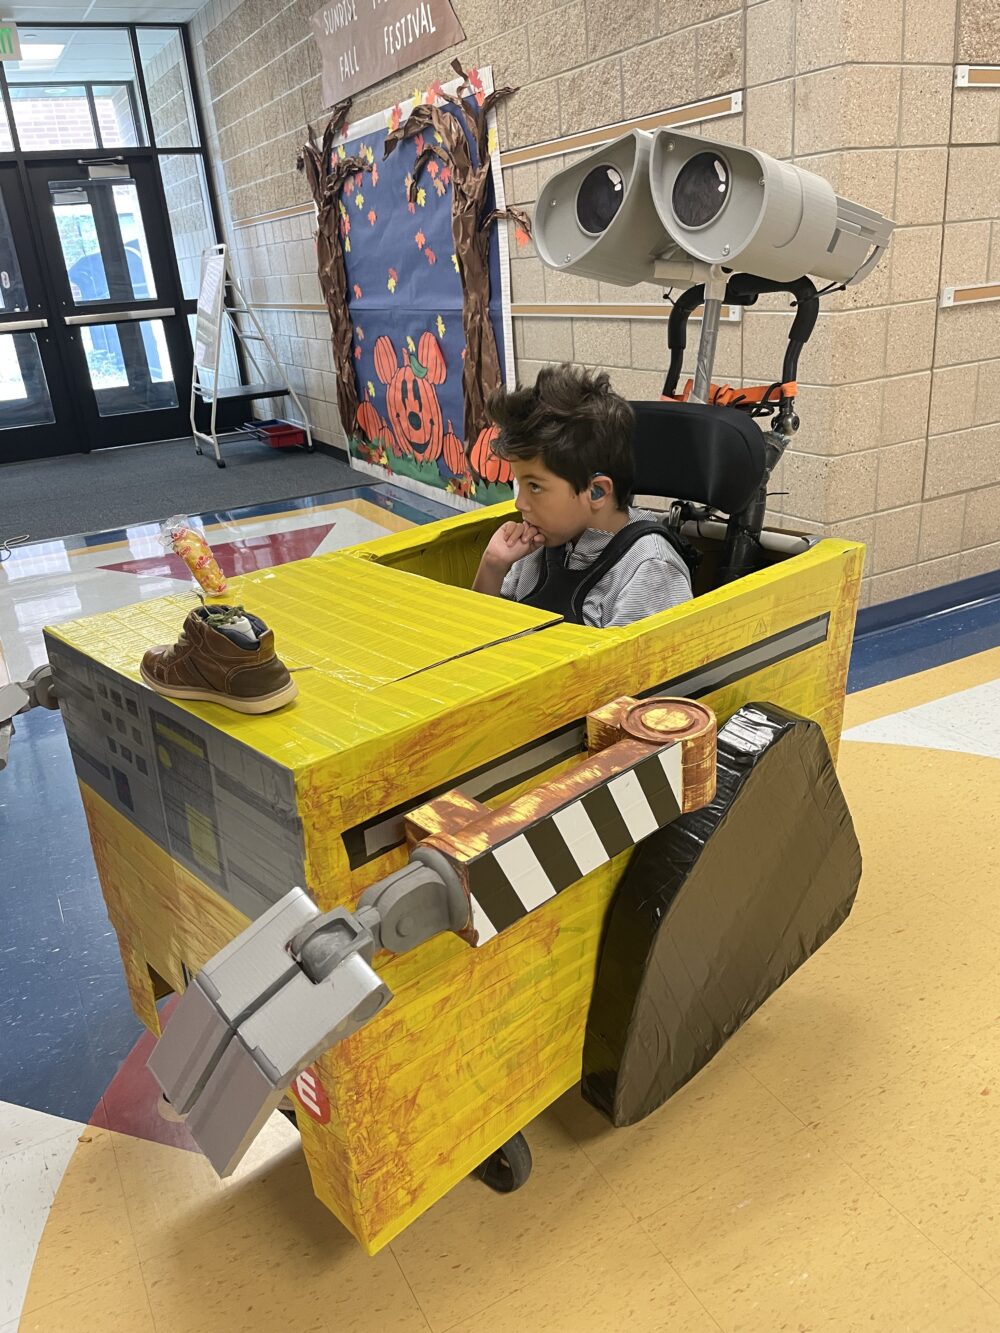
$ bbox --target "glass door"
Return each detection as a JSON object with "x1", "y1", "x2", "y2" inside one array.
[
  {"x1": 0, "y1": 163, "x2": 73, "y2": 461},
  {"x1": 27, "y1": 154, "x2": 193, "y2": 449}
]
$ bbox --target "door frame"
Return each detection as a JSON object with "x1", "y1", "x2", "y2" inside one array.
[
  {"x1": 26, "y1": 152, "x2": 195, "y2": 449},
  {"x1": 0, "y1": 22, "x2": 231, "y2": 463},
  {"x1": 0, "y1": 160, "x2": 76, "y2": 460}
]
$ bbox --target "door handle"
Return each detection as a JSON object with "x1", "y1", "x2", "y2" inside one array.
[
  {"x1": 64, "y1": 307, "x2": 175, "y2": 326},
  {"x1": 0, "y1": 317, "x2": 49, "y2": 332}
]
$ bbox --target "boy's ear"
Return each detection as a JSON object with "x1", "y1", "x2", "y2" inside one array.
[{"x1": 589, "y1": 474, "x2": 612, "y2": 502}]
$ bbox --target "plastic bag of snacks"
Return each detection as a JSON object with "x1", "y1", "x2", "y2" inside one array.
[{"x1": 160, "y1": 516, "x2": 228, "y2": 597}]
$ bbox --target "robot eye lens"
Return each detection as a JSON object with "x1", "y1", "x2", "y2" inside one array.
[
  {"x1": 672, "y1": 152, "x2": 731, "y2": 228},
  {"x1": 576, "y1": 165, "x2": 625, "y2": 235}
]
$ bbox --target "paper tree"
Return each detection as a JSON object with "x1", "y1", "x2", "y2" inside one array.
[{"x1": 384, "y1": 61, "x2": 530, "y2": 448}]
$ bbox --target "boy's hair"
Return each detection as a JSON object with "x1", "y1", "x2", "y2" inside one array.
[{"x1": 487, "y1": 364, "x2": 635, "y2": 507}]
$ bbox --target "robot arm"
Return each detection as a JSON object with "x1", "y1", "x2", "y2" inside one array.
[
  {"x1": 148, "y1": 696, "x2": 717, "y2": 1176},
  {"x1": 0, "y1": 665, "x2": 58, "y2": 771}
]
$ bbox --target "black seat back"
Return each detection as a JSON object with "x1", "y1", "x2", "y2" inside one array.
[{"x1": 629, "y1": 400, "x2": 768, "y2": 515}]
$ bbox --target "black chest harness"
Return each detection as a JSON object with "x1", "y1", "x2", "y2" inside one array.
[{"x1": 519, "y1": 521, "x2": 698, "y2": 625}]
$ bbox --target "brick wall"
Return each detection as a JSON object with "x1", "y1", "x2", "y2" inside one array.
[{"x1": 185, "y1": 0, "x2": 1000, "y2": 604}]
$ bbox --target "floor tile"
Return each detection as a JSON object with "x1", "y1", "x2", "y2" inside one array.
[
  {"x1": 643, "y1": 1133, "x2": 982, "y2": 1333},
  {"x1": 843, "y1": 678, "x2": 1000, "y2": 759},
  {"x1": 0, "y1": 1100, "x2": 83, "y2": 1159},
  {"x1": 724, "y1": 889, "x2": 1000, "y2": 1123},
  {"x1": 551, "y1": 1052, "x2": 805, "y2": 1221},
  {"x1": 20, "y1": 1127, "x2": 139, "y2": 1315},
  {"x1": 843, "y1": 645, "x2": 1000, "y2": 730},
  {"x1": 110, "y1": 1113, "x2": 312, "y2": 1263},
  {"x1": 810, "y1": 1044, "x2": 1000, "y2": 1285},
  {"x1": 441, "y1": 1223, "x2": 721, "y2": 1333},
  {"x1": 923, "y1": 1287, "x2": 1000, "y2": 1332},
  {"x1": 15, "y1": 1265, "x2": 156, "y2": 1332},
  {"x1": 0, "y1": 1123, "x2": 82, "y2": 1325},
  {"x1": 137, "y1": 1152, "x2": 429, "y2": 1333},
  {"x1": 836, "y1": 738, "x2": 1000, "y2": 932},
  {"x1": 390, "y1": 1107, "x2": 636, "y2": 1332}
]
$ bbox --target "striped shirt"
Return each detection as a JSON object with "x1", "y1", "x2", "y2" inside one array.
[{"x1": 500, "y1": 508, "x2": 693, "y2": 628}]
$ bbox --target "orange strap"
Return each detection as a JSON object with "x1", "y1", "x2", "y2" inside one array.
[{"x1": 661, "y1": 380, "x2": 797, "y2": 407}]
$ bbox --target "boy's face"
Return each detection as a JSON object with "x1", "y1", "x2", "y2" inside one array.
[{"x1": 510, "y1": 456, "x2": 603, "y2": 547}]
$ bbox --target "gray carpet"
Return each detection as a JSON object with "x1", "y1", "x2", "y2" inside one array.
[{"x1": 0, "y1": 437, "x2": 368, "y2": 542}]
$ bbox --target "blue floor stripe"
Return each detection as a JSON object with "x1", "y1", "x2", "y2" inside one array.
[
  {"x1": 0, "y1": 707, "x2": 143, "y2": 1120},
  {"x1": 848, "y1": 584, "x2": 1000, "y2": 692}
]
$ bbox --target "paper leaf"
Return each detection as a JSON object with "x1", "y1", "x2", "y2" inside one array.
[
  {"x1": 425, "y1": 247, "x2": 436, "y2": 265},
  {"x1": 451, "y1": 253, "x2": 459, "y2": 273},
  {"x1": 368, "y1": 209, "x2": 377, "y2": 225},
  {"x1": 487, "y1": 127, "x2": 498, "y2": 155},
  {"x1": 354, "y1": 346, "x2": 361, "y2": 360},
  {"x1": 353, "y1": 283, "x2": 362, "y2": 299},
  {"x1": 367, "y1": 380, "x2": 375, "y2": 397},
  {"x1": 416, "y1": 187, "x2": 427, "y2": 207},
  {"x1": 355, "y1": 192, "x2": 364, "y2": 209},
  {"x1": 415, "y1": 229, "x2": 426, "y2": 248},
  {"x1": 436, "y1": 315, "x2": 446, "y2": 337},
  {"x1": 406, "y1": 334, "x2": 416, "y2": 352},
  {"x1": 515, "y1": 226, "x2": 530, "y2": 248},
  {"x1": 433, "y1": 177, "x2": 447, "y2": 197}
]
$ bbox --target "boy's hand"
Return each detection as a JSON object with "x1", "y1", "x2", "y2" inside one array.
[{"x1": 481, "y1": 520, "x2": 545, "y2": 572}]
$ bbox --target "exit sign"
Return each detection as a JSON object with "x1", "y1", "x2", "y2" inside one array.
[{"x1": 0, "y1": 21, "x2": 20, "y2": 59}]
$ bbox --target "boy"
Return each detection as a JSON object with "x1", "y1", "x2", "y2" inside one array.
[{"x1": 472, "y1": 364, "x2": 693, "y2": 627}]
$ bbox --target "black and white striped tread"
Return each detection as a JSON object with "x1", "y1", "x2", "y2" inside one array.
[{"x1": 467, "y1": 743, "x2": 684, "y2": 944}]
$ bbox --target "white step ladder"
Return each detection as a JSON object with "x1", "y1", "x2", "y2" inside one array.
[{"x1": 190, "y1": 244, "x2": 313, "y2": 468}]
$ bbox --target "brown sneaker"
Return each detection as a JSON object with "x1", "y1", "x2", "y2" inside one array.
[{"x1": 140, "y1": 605, "x2": 298, "y2": 714}]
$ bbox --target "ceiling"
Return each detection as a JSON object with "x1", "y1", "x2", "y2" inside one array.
[
  {"x1": 2, "y1": 4, "x2": 203, "y2": 23},
  {"x1": 3, "y1": 24, "x2": 183, "y2": 82}
]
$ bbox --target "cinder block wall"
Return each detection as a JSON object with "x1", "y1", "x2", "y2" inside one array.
[{"x1": 186, "y1": 0, "x2": 1000, "y2": 606}]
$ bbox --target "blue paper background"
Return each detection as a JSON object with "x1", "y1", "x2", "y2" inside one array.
[{"x1": 338, "y1": 96, "x2": 511, "y2": 501}]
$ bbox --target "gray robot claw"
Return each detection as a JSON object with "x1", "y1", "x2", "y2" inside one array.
[{"x1": 147, "y1": 856, "x2": 466, "y2": 1176}]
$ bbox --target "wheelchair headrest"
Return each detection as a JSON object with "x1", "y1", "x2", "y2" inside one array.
[{"x1": 630, "y1": 400, "x2": 768, "y2": 514}]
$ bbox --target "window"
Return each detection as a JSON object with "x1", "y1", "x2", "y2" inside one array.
[{"x1": 137, "y1": 29, "x2": 199, "y2": 148}]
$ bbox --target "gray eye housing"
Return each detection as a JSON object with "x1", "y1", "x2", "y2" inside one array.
[{"x1": 533, "y1": 126, "x2": 894, "y2": 289}]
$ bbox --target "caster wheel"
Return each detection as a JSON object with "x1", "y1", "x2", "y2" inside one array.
[
  {"x1": 473, "y1": 1132, "x2": 532, "y2": 1193},
  {"x1": 195, "y1": 446, "x2": 202, "y2": 455},
  {"x1": 216, "y1": 460, "x2": 226, "y2": 468}
]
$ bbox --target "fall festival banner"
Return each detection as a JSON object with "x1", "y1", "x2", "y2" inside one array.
[{"x1": 300, "y1": 67, "x2": 521, "y2": 508}]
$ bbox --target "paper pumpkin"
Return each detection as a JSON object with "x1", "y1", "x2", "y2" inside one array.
[
  {"x1": 373, "y1": 332, "x2": 447, "y2": 462},
  {"x1": 469, "y1": 423, "x2": 512, "y2": 484}
]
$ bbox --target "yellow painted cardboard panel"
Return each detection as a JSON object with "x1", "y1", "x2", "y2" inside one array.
[{"x1": 79, "y1": 783, "x2": 251, "y2": 1026}]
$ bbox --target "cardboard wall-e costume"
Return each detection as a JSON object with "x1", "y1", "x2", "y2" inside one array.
[{"x1": 43, "y1": 126, "x2": 891, "y2": 1254}]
